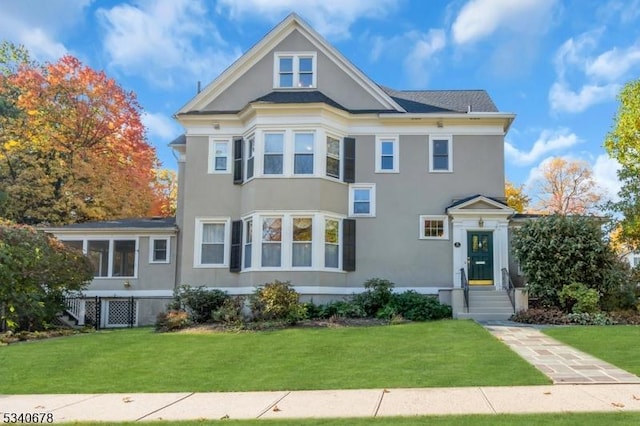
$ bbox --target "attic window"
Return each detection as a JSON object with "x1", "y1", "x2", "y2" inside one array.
[{"x1": 274, "y1": 52, "x2": 316, "y2": 88}]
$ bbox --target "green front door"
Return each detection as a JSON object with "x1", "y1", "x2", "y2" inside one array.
[{"x1": 467, "y1": 231, "x2": 493, "y2": 285}]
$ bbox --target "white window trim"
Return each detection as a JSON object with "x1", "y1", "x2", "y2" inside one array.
[
  {"x1": 60, "y1": 237, "x2": 139, "y2": 279},
  {"x1": 325, "y1": 133, "x2": 342, "y2": 180},
  {"x1": 349, "y1": 183, "x2": 376, "y2": 217},
  {"x1": 429, "y1": 135, "x2": 453, "y2": 173},
  {"x1": 241, "y1": 211, "x2": 344, "y2": 272},
  {"x1": 194, "y1": 217, "x2": 230, "y2": 268},
  {"x1": 245, "y1": 134, "x2": 255, "y2": 181},
  {"x1": 149, "y1": 236, "x2": 171, "y2": 264},
  {"x1": 375, "y1": 136, "x2": 399, "y2": 173},
  {"x1": 419, "y1": 215, "x2": 449, "y2": 240},
  {"x1": 273, "y1": 52, "x2": 317, "y2": 89},
  {"x1": 208, "y1": 138, "x2": 231, "y2": 174}
]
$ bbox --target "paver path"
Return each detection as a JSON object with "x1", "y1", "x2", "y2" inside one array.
[{"x1": 484, "y1": 324, "x2": 640, "y2": 384}]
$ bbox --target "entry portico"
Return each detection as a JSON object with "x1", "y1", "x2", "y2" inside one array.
[{"x1": 447, "y1": 195, "x2": 514, "y2": 290}]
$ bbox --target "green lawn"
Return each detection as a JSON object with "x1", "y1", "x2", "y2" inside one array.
[
  {"x1": 544, "y1": 325, "x2": 640, "y2": 375},
  {"x1": 65, "y1": 412, "x2": 640, "y2": 426},
  {"x1": 0, "y1": 321, "x2": 548, "y2": 393}
]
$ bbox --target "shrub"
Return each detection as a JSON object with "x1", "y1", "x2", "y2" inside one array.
[
  {"x1": 566, "y1": 312, "x2": 614, "y2": 325},
  {"x1": 558, "y1": 283, "x2": 600, "y2": 314},
  {"x1": 169, "y1": 285, "x2": 229, "y2": 324},
  {"x1": 599, "y1": 258, "x2": 638, "y2": 311},
  {"x1": 389, "y1": 291, "x2": 452, "y2": 321},
  {"x1": 250, "y1": 280, "x2": 306, "y2": 324},
  {"x1": 0, "y1": 220, "x2": 93, "y2": 331},
  {"x1": 609, "y1": 310, "x2": 640, "y2": 325},
  {"x1": 513, "y1": 215, "x2": 624, "y2": 309},
  {"x1": 511, "y1": 308, "x2": 569, "y2": 325},
  {"x1": 212, "y1": 297, "x2": 245, "y2": 325},
  {"x1": 352, "y1": 278, "x2": 395, "y2": 317},
  {"x1": 316, "y1": 300, "x2": 367, "y2": 319},
  {"x1": 155, "y1": 310, "x2": 190, "y2": 332}
]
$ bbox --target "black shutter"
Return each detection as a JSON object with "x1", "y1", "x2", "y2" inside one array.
[
  {"x1": 342, "y1": 218, "x2": 356, "y2": 271},
  {"x1": 233, "y1": 138, "x2": 243, "y2": 184},
  {"x1": 230, "y1": 220, "x2": 242, "y2": 272},
  {"x1": 343, "y1": 137, "x2": 355, "y2": 183}
]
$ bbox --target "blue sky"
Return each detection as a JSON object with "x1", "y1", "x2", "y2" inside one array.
[{"x1": 1, "y1": 0, "x2": 638, "y2": 203}]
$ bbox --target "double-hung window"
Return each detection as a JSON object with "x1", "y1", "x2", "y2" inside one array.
[
  {"x1": 210, "y1": 139, "x2": 230, "y2": 173},
  {"x1": 195, "y1": 219, "x2": 228, "y2": 267},
  {"x1": 429, "y1": 135, "x2": 453, "y2": 172},
  {"x1": 275, "y1": 52, "x2": 316, "y2": 88},
  {"x1": 349, "y1": 184, "x2": 376, "y2": 217},
  {"x1": 326, "y1": 135, "x2": 340, "y2": 178},
  {"x1": 244, "y1": 219, "x2": 253, "y2": 268},
  {"x1": 292, "y1": 217, "x2": 313, "y2": 267},
  {"x1": 324, "y1": 219, "x2": 340, "y2": 268},
  {"x1": 262, "y1": 217, "x2": 282, "y2": 267},
  {"x1": 150, "y1": 237, "x2": 170, "y2": 263},
  {"x1": 246, "y1": 136, "x2": 255, "y2": 180},
  {"x1": 264, "y1": 133, "x2": 284, "y2": 175},
  {"x1": 294, "y1": 132, "x2": 314, "y2": 174},
  {"x1": 375, "y1": 137, "x2": 398, "y2": 173}
]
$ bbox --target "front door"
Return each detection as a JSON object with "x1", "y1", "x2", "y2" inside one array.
[{"x1": 467, "y1": 231, "x2": 493, "y2": 285}]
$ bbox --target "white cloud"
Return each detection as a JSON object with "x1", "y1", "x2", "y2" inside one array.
[
  {"x1": 592, "y1": 154, "x2": 621, "y2": 202},
  {"x1": 452, "y1": 0, "x2": 557, "y2": 45},
  {"x1": 553, "y1": 31, "x2": 601, "y2": 80},
  {"x1": 142, "y1": 112, "x2": 181, "y2": 141},
  {"x1": 0, "y1": 0, "x2": 91, "y2": 61},
  {"x1": 403, "y1": 30, "x2": 447, "y2": 88},
  {"x1": 505, "y1": 129, "x2": 580, "y2": 166},
  {"x1": 550, "y1": 30, "x2": 640, "y2": 113},
  {"x1": 98, "y1": 0, "x2": 241, "y2": 87},
  {"x1": 216, "y1": 0, "x2": 399, "y2": 40},
  {"x1": 549, "y1": 81, "x2": 620, "y2": 114},
  {"x1": 586, "y1": 44, "x2": 640, "y2": 82}
]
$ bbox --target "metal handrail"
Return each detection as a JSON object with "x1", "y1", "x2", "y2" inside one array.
[
  {"x1": 501, "y1": 268, "x2": 516, "y2": 312},
  {"x1": 460, "y1": 268, "x2": 469, "y2": 312}
]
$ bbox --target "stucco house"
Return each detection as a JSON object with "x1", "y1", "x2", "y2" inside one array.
[{"x1": 47, "y1": 13, "x2": 524, "y2": 326}]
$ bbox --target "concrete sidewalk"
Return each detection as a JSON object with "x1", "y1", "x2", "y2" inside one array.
[{"x1": 3, "y1": 385, "x2": 640, "y2": 422}]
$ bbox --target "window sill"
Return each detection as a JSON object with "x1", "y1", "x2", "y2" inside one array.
[{"x1": 193, "y1": 264, "x2": 228, "y2": 269}]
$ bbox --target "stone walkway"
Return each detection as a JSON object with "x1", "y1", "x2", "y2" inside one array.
[{"x1": 484, "y1": 323, "x2": 640, "y2": 384}]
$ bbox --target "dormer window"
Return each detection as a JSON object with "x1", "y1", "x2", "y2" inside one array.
[{"x1": 274, "y1": 52, "x2": 317, "y2": 88}]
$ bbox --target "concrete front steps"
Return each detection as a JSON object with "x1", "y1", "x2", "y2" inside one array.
[{"x1": 456, "y1": 287, "x2": 515, "y2": 321}]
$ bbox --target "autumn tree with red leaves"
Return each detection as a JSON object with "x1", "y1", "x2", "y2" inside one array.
[{"x1": 0, "y1": 42, "x2": 169, "y2": 225}]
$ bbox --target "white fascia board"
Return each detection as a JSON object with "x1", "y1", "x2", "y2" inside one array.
[
  {"x1": 80, "y1": 290, "x2": 174, "y2": 298},
  {"x1": 47, "y1": 229, "x2": 177, "y2": 237}
]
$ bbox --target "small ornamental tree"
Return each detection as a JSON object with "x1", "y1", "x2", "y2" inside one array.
[
  {"x1": 0, "y1": 220, "x2": 93, "y2": 331},
  {"x1": 513, "y1": 215, "x2": 635, "y2": 310}
]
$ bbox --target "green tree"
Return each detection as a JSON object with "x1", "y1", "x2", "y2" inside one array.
[
  {"x1": 513, "y1": 215, "x2": 635, "y2": 310},
  {"x1": 0, "y1": 220, "x2": 93, "y2": 331},
  {"x1": 605, "y1": 78, "x2": 640, "y2": 245}
]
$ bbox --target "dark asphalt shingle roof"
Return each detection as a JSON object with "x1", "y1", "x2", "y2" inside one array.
[
  {"x1": 169, "y1": 134, "x2": 186, "y2": 145},
  {"x1": 53, "y1": 217, "x2": 177, "y2": 229},
  {"x1": 252, "y1": 91, "x2": 349, "y2": 111},
  {"x1": 381, "y1": 87, "x2": 499, "y2": 113}
]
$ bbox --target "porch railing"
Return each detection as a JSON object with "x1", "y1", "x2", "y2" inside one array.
[
  {"x1": 460, "y1": 268, "x2": 469, "y2": 312},
  {"x1": 64, "y1": 297, "x2": 85, "y2": 326},
  {"x1": 501, "y1": 268, "x2": 516, "y2": 312}
]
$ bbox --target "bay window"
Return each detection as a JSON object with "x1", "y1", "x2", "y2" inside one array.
[
  {"x1": 292, "y1": 217, "x2": 312, "y2": 267},
  {"x1": 261, "y1": 217, "x2": 282, "y2": 267}
]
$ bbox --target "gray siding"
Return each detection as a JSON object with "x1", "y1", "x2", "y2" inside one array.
[{"x1": 203, "y1": 30, "x2": 387, "y2": 112}]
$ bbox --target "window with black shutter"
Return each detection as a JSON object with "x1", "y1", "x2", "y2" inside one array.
[
  {"x1": 343, "y1": 137, "x2": 355, "y2": 183},
  {"x1": 233, "y1": 138, "x2": 243, "y2": 184},
  {"x1": 229, "y1": 220, "x2": 242, "y2": 272},
  {"x1": 342, "y1": 218, "x2": 356, "y2": 271}
]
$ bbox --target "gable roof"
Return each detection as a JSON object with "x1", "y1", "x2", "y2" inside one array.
[{"x1": 177, "y1": 13, "x2": 405, "y2": 115}]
